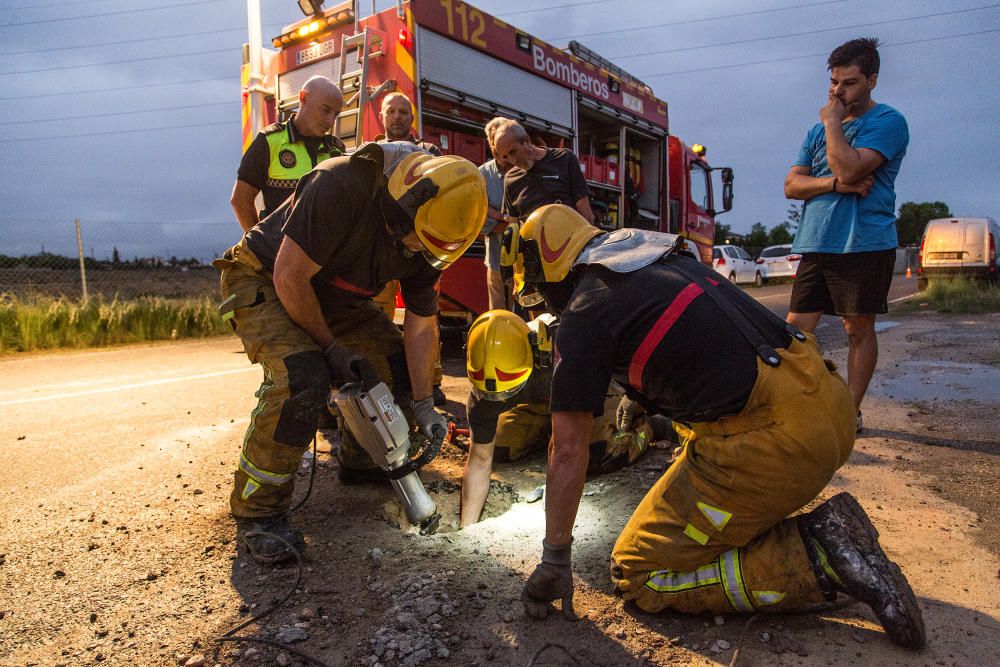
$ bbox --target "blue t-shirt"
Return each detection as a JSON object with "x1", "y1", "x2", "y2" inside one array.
[
  {"x1": 793, "y1": 103, "x2": 908, "y2": 254},
  {"x1": 478, "y1": 159, "x2": 506, "y2": 270}
]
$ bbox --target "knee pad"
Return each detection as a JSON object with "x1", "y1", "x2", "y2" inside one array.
[{"x1": 273, "y1": 351, "x2": 330, "y2": 446}]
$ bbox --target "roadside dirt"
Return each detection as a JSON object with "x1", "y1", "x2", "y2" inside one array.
[{"x1": 2, "y1": 311, "x2": 999, "y2": 667}]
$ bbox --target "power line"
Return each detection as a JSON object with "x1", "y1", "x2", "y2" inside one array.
[
  {"x1": 0, "y1": 21, "x2": 284, "y2": 55},
  {"x1": 0, "y1": 46, "x2": 233, "y2": 75},
  {"x1": 0, "y1": 75, "x2": 230, "y2": 101},
  {"x1": 611, "y1": 3, "x2": 1000, "y2": 60},
  {"x1": 544, "y1": 0, "x2": 847, "y2": 43},
  {"x1": 0, "y1": 0, "x2": 228, "y2": 27},
  {"x1": 0, "y1": 100, "x2": 233, "y2": 126},
  {"x1": 0, "y1": 119, "x2": 233, "y2": 143},
  {"x1": 1, "y1": 0, "x2": 126, "y2": 11},
  {"x1": 497, "y1": 0, "x2": 612, "y2": 18},
  {"x1": 638, "y1": 27, "x2": 1000, "y2": 79}
]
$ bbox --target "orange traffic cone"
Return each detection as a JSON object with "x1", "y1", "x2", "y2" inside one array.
[{"x1": 906, "y1": 266, "x2": 912, "y2": 279}]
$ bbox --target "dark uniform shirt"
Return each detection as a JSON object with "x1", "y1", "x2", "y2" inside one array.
[
  {"x1": 550, "y1": 256, "x2": 783, "y2": 423},
  {"x1": 466, "y1": 366, "x2": 552, "y2": 443},
  {"x1": 244, "y1": 150, "x2": 440, "y2": 317},
  {"x1": 237, "y1": 115, "x2": 345, "y2": 215},
  {"x1": 503, "y1": 148, "x2": 590, "y2": 219}
]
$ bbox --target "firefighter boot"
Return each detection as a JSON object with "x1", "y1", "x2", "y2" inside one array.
[
  {"x1": 800, "y1": 493, "x2": 925, "y2": 649},
  {"x1": 236, "y1": 517, "x2": 305, "y2": 566}
]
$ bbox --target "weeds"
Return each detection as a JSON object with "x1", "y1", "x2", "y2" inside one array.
[
  {"x1": 901, "y1": 277, "x2": 1000, "y2": 314},
  {"x1": 0, "y1": 294, "x2": 229, "y2": 353}
]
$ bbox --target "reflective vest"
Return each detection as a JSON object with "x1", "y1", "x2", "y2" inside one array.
[{"x1": 260, "y1": 118, "x2": 342, "y2": 213}]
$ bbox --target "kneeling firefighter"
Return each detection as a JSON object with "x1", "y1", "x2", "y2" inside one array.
[
  {"x1": 460, "y1": 310, "x2": 660, "y2": 527},
  {"x1": 213, "y1": 142, "x2": 487, "y2": 564},
  {"x1": 503, "y1": 204, "x2": 925, "y2": 648}
]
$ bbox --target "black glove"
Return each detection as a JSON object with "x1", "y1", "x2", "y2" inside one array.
[
  {"x1": 616, "y1": 396, "x2": 642, "y2": 431},
  {"x1": 411, "y1": 396, "x2": 447, "y2": 441},
  {"x1": 324, "y1": 342, "x2": 362, "y2": 385},
  {"x1": 523, "y1": 539, "x2": 577, "y2": 620}
]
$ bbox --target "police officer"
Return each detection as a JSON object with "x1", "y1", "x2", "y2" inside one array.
[
  {"x1": 502, "y1": 205, "x2": 924, "y2": 649},
  {"x1": 230, "y1": 76, "x2": 345, "y2": 231},
  {"x1": 214, "y1": 143, "x2": 487, "y2": 564}
]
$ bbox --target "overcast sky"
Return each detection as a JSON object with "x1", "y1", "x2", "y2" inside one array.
[{"x1": 1, "y1": 0, "x2": 998, "y2": 260}]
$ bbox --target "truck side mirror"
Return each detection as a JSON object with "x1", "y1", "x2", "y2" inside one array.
[{"x1": 721, "y1": 167, "x2": 734, "y2": 213}]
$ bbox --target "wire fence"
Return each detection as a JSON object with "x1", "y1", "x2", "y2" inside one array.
[{"x1": 1, "y1": 218, "x2": 239, "y2": 301}]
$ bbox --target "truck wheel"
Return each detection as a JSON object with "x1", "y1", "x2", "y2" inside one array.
[
  {"x1": 728, "y1": 272, "x2": 737, "y2": 284},
  {"x1": 753, "y1": 271, "x2": 764, "y2": 288},
  {"x1": 917, "y1": 277, "x2": 928, "y2": 291}
]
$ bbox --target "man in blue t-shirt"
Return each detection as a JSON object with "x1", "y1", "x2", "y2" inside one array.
[{"x1": 784, "y1": 37, "x2": 909, "y2": 433}]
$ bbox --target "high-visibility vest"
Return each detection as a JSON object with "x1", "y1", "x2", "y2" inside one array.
[{"x1": 263, "y1": 121, "x2": 341, "y2": 192}]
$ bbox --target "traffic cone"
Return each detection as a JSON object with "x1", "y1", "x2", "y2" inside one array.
[{"x1": 906, "y1": 266, "x2": 912, "y2": 279}]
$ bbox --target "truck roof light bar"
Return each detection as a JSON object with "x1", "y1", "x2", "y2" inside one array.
[
  {"x1": 567, "y1": 40, "x2": 651, "y2": 93},
  {"x1": 274, "y1": 1, "x2": 354, "y2": 47}
]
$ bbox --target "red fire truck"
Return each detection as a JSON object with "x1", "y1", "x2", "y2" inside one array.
[{"x1": 241, "y1": 0, "x2": 733, "y2": 320}]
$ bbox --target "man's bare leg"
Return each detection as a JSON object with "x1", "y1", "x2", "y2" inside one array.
[
  {"x1": 842, "y1": 314, "x2": 878, "y2": 410},
  {"x1": 787, "y1": 310, "x2": 823, "y2": 334}
]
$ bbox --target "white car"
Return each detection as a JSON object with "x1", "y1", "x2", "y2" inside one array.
[
  {"x1": 712, "y1": 245, "x2": 763, "y2": 286},
  {"x1": 756, "y1": 244, "x2": 802, "y2": 281}
]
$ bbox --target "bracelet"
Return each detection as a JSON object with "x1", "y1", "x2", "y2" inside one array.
[{"x1": 831, "y1": 177, "x2": 838, "y2": 194}]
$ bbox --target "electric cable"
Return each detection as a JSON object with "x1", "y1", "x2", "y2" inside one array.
[
  {"x1": 498, "y1": 0, "x2": 611, "y2": 18},
  {"x1": 0, "y1": 119, "x2": 232, "y2": 143},
  {"x1": 0, "y1": 101, "x2": 232, "y2": 126},
  {"x1": 0, "y1": 76, "x2": 230, "y2": 101},
  {"x1": 0, "y1": 46, "x2": 233, "y2": 76},
  {"x1": 610, "y1": 3, "x2": 1000, "y2": 59},
  {"x1": 0, "y1": 0, "x2": 228, "y2": 27}
]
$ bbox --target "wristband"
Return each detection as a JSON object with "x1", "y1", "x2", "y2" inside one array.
[{"x1": 831, "y1": 178, "x2": 838, "y2": 194}]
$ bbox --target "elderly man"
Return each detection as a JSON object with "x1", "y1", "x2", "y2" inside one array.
[
  {"x1": 231, "y1": 76, "x2": 344, "y2": 231},
  {"x1": 491, "y1": 118, "x2": 594, "y2": 224},
  {"x1": 478, "y1": 117, "x2": 516, "y2": 310}
]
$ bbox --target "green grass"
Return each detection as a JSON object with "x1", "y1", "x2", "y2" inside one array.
[
  {"x1": 899, "y1": 277, "x2": 1000, "y2": 314},
  {"x1": 0, "y1": 294, "x2": 229, "y2": 353}
]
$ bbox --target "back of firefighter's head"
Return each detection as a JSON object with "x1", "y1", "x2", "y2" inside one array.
[
  {"x1": 499, "y1": 204, "x2": 602, "y2": 307},
  {"x1": 385, "y1": 150, "x2": 488, "y2": 270},
  {"x1": 466, "y1": 310, "x2": 534, "y2": 401}
]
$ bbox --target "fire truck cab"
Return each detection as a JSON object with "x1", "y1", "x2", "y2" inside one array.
[{"x1": 242, "y1": 0, "x2": 733, "y2": 320}]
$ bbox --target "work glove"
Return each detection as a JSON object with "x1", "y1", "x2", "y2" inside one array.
[
  {"x1": 411, "y1": 396, "x2": 447, "y2": 441},
  {"x1": 615, "y1": 396, "x2": 643, "y2": 432},
  {"x1": 523, "y1": 539, "x2": 577, "y2": 620},
  {"x1": 324, "y1": 342, "x2": 362, "y2": 385}
]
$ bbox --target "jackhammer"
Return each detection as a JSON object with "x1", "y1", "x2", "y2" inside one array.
[{"x1": 331, "y1": 359, "x2": 443, "y2": 535}]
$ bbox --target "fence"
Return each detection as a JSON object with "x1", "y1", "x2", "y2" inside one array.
[{"x1": 1, "y1": 218, "x2": 240, "y2": 301}]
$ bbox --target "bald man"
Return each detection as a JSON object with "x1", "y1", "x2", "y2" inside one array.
[{"x1": 231, "y1": 76, "x2": 346, "y2": 231}]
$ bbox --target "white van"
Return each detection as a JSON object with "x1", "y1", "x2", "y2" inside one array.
[{"x1": 918, "y1": 217, "x2": 1000, "y2": 290}]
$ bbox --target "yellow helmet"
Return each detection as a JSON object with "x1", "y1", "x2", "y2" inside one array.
[
  {"x1": 466, "y1": 310, "x2": 534, "y2": 401},
  {"x1": 499, "y1": 204, "x2": 601, "y2": 306},
  {"x1": 387, "y1": 152, "x2": 488, "y2": 270}
]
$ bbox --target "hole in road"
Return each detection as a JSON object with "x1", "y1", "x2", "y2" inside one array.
[{"x1": 381, "y1": 479, "x2": 519, "y2": 534}]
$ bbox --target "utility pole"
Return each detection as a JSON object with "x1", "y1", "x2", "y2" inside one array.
[{"x1": 75, "y1": 219, "x2": 89, "y2": 304}]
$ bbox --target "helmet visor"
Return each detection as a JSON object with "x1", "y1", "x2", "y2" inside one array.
[{"x1": 471, "y1": 381, "x2": 527, "y2": 402}]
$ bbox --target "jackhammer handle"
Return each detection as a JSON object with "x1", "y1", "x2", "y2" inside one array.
[
  {"x1": 350, "y1": 357, "x2": 380, "y2": 390},
  {"x1": 388, "y1": 424, "x2": 446, "y2": 480}
]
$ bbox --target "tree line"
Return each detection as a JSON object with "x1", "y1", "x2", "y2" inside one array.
[{"x1": 716, "y1": 201, "x2": 953, "y2": 255}]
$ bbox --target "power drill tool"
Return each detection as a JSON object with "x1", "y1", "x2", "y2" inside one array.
[{"x1": 331, "y1": 359, "x2": 442, "y2": 535}]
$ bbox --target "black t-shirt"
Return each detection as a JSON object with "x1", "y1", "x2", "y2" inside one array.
[
  {"x1": 244, "y1": 152, "x2": 441, "y2": 317},
  {"x1": 503, "y1": 148, "x2": 590, "y2": 219},
  {"x1": 550, "y1": 256, "x2": 774, "y2": 423},
  {"x1": 466, "y1": 365, "x2": 552, "y2": 443},
  {"x1": 237, "y1": 119, "x2": 343, "y2": 214}
]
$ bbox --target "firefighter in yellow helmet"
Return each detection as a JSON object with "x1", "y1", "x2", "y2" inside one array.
[
  {"x1": 213, "y1": 142, "x2": 487, "y2": 564},
  {"x1": 501, "y1": 204, "x2": 924, "y2": 649},
  {"x1": 460, "y1": 310, "x2": 659, "y2": 527}
]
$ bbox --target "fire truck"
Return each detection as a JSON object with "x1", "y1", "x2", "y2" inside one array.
[{"x1": 241, "y1": 0, "x2": 733, "y2": 320}]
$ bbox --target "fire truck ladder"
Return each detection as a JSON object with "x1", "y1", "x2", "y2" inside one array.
[{"x1": 334, "y1": 27, "x2": 394, "y2": 150}]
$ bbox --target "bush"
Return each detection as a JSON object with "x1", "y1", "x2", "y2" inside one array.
[
  {"x1": 0, "y1": 294, "x2": 229, "y2": 353},
  {"x1": 903, "y1": 277, "x2": 1000, "y2": 314}
]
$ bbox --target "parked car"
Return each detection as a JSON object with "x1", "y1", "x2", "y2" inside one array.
[
  {"x1": 756, "y1": 244, "x2": 802, "y2": 282},
  {"x1": 712, "y1": 245, "x2": 763, "y2": 286},
  {"x1": 918, "y1": 217, "x2": 1000, "y2": 290}
]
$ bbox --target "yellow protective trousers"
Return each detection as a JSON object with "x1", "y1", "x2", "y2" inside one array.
[
  {"x1": 610, "y1": 335, "x2": 855, "y2": 615},
  {"x1": 216, "y1": 241, "x2": 413, "y2": 518}
]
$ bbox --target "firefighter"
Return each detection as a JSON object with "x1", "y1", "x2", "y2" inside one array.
[
  {"x1": 230, "y1": 76, "x2": 345, "y2": 231},
  {"x1": 503, "y1": 205, "x2": 924, "y2": 649},
  {"x1": 373, "y1": 91, "x2": 448, "y2": 406},
  {"x1": 214, "y1": 142, "x2": 487, "y2": 564},
  {"x1": 460, "y1": 310, "x2": 658, "y2": 527}
]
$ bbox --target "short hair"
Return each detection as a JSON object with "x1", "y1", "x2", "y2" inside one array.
[
  {"x1": 484, "y1": 116, "x2": 509, "y2": 147},
  {"x1": 380, "y1": 91, "x2": 413, "y2": 114},
  {"x1": 490, "y1": 118, "x2": 528, "y2": 145},
  {"x1": 827, "y1": 37, "x2": 881, "y2": 77}
]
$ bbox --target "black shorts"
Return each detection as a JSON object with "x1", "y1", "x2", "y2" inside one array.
[{"x1": 789, "y1": 249, "x2": 896, "y2": 317}]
